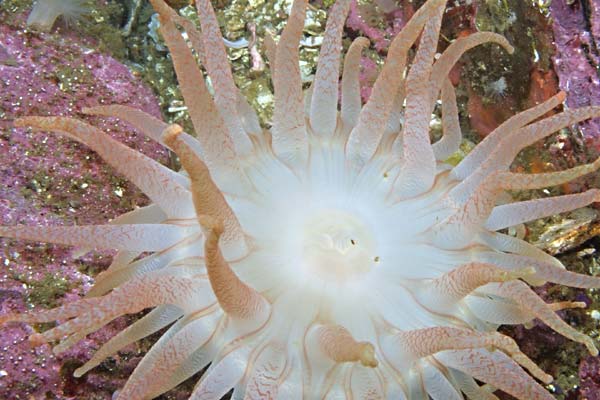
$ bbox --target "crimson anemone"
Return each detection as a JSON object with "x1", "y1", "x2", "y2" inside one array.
[{"x1": 2, "y1": 0, "x2": 600, "y2": 399}]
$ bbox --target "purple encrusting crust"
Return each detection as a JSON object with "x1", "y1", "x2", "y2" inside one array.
[
  {"x1": 551, "y1": 0, "x2": 600, "y2": 150},
  {"x1": 0, "y1": 22, "x2": 169, "y2": 399}
]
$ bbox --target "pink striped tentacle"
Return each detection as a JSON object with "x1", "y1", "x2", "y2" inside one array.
[
  {"x1": 150, "y1": 0, "x2": 241, "y2": 176},
  {"x1": 478, "y1": 251, "x2": 600, "y2": 289},
  {"x1": 0, "y1": 223, "x2": 187, "y2": 252},
  {"x1": 452, "y1": 91, "x2": 566, "y2": 180},
  {"x1": 83, "y1": 105, "x2": 166, "y2": 143},
  {"x1": 451, "y1": 106, "x2": 600, "y2": 201},
  {"x1": 432, "y1": 79, "x2": 461, "y2": 161},
  {"x1": 381, "y1": 326, "x2": 551, "y2": 383},
  {"x1": 87, "y1": 242, "x2": 201, "y2": 297},
  {"x1": 310, "y1": 0, "x2": 351, "y2": 137},
  {"x1": 242, "y1": 342, "x2": 288, "y2": 400},
  {"x1": 340, "y1": 37, "x2": 370, "y2": 131},
  {"x1": 489, "y1": 280, "x2": 598, "y2": 355},
  {"x1": 82, "y1": 105, "x2": 203, "y2": 177},
  {"x1": 271, "y1": 0, "x2": 309, "y2": 166},
  {"x1": 414, "y1": 262, "x2": 535, "y2": 310},
  {"x1": 437, "y1": 349, "x2": 555, "y2": 400},
  {"x1": 479, "y1": 231, "x2": 565, "y2": 267},
  {"x1": 346, "y1": 0, "x2": 445, "y2": 169},
  {"x1": 263, "y1": 32, "x2": 277, "y2": 68},
  {"x1": 117, "y1": 313, "x2": 218, "y2": 399},
  {"x1": 348, "y1": 365, "x2": 385, "y2": 399},
  {"x1": 1, "y1": 270, "x2": 208, "y2": 344},
  {"x1": 448, "y1": 369, "x2": 501, "y2": 400},
  {"x1": 486, "y1": 189, "x2": 600, "y2": 231},
  {"x1": 432, "y1": 158, "x2": 600, "y2": 248},
  {"x1": 390, "y1": 3, "x2": 445, "y2": 199},
  {"x1": 74, "y1": 305, "x2": 182, "y2": 377},
  {"x1": 163, "y1": 126, "x2": 247, "y2": 256},
  {"x1": 199, "y1": 215, "x2": 269, "y2": 320},
  {"x1": 14, "y1": 116, "x2": 193, "y2": 219},
  {"x1": 428, "y1": 32, "x2": 513, "y2": 102},
  {"x1": 194, "y1": 0, "x2": 253, "y2": 154},
  {"x1": 190, "y1": 345, "x2": 252, "y2": 400}
]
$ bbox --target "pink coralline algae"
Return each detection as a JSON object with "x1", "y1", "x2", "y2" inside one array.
[
  {"x1": 0, "y1": 22, "x2": 169, "y2": 399},
  {"x1": 346, "y1": 0, "x2": 407, "y2": 52},
  {"x1": 580, "y1": 355, "x2": 600, "y2": 400},
  {"x1": 551, "y1": 0, "x2": 600, "y2": 151}
]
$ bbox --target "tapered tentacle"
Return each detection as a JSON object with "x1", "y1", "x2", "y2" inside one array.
[
  {"x1": 432, "y1": 158, "x2": 600, "y2": 248},
  {"x1": 433, "y1": 79, "x2": 461, "y2": 161},
  {"x1": 14, "y1": 116, "x2": 194, "y2": 218},
  {"x1": 453, "y1": 106, "x2": 600, "y2": 199},
  {"x1": 479, "y1": 231, "x2": 565, "y2": 268},
  {"x1": 263, "y1": 32, "x2": 277, "y2": 67},
  {"x1": 497, "y1": 106, "x2": 600, "y2": 170},
  {"x1": 163, "y1": 126, "x2": 247, "y2": 256},
  {"x1": 271, "y1": 0, "x2": 309, "y2": 166},
  {"x1": 194, "y1": 0, "x2": 252, "y2": 154},
  {"x1": 413, "y1": 262, "x2": 535, "y2": 311},
  {"x1": 82, "y1": 106, "x2": 202, "y2": 177},
  {"x1": 52, "y1": 318, "x2": 111, "y2": 355},
  {"x1": 437, "y1": 349, "x2": 554, "y2": 400},
  {"x1": 383, "y1": 85, "x2": 406, "y2": 137},
  {"x1": 421, "y1": 363, "x2": 463, "y2": 400},
  {"x1": 190, "y1": 346, "x2": 251, "y2": 400},
  {"x1": 478, "y1": 251, "x2": 600, "y2": 289},
  {"x1": 452, "y1": 91, "x2": 566, "y2": 180},
  {"x1": 429, "y1": 32, "x2": 513, "y2": 102},
  {"x1": 83, "y1": 105, "x2": 167, "y2": 144},
  {"x1": 465, "y1": 292, "x2": 534, "y2": 325},
  {"x1": 97, "y1": 250, "x2": 138, "y2": 275},
  {"x1": 310, "y1": 0, "x2": 351, "y2": 136},
  {"x1": 310, "y1": 324, "x2": 378, "y2": 367},
  {"x1": 549, "y1": 301, "x2": 587, "y2": 311},
  {"x1": 108, "y1": 203, "x2": 166, "y2": 225},
  {"x1": 236, "y1": 91, "x2": 262, "y2": 136},
  {"x1": 147, "y1": 0, "x2": 206, "y2": 63},
  {"x1": 341, "y1": 37, "x2": 369, "y2": 130},
  {"x1": 346, "y1": 0, "x2": 445, "y2": 168},
  {"x1": 150, "y1": 1, "x2": 241, "y2": 176},
  {"x1": 87, "y1": 242, "x2": 202, "y2": 297},
  {"x1": 390, "y1": 3, "x2": 445, "y2": 198},
  {"x1": 153, "y1": 0, "x2": 248, "y2": 149},
  {"x1": 200, "y1": 215, "x2": 269, "y2": 320},
  {"x1": 382, "y1": 327, "x2": 551, "y2": 383},
  {"x1": 73, "y1": 204, "x2": 164, "y2": 261},
  {"x1": 489, "y1": 280, "x2": 598, "y2": 354},
  {"x1": 74, "y1": 305, "x2": 182, "y2": 377},
  {"x1": 1, "y1": 269, "x2": 211, "y2": 344},
  {"x1": 161, "y1": 345, "x2": 219, "y2": 398},
  {"x1": 448, "y1": 369, "x2": 500, "y2": 400},
  {"x1": 486, "y1": 189, "x2": 600, "y2": 231},
  {"x1": 117, "y1": 312, "x2": 218, "y2": 399},
  {"x1": 348, "y1": 366, "x2": 385, "y2": 399},
  {"x1": 0, "y1": 224, "x2": 187, "y2": 252},
  {"x1": 242, "y1": 342, "x2": 288, "y2": 400}
]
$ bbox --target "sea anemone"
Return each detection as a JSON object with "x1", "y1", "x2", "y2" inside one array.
[
  {"x1": 26, "y1": 0, "x2": 90, "y2": 32},
  {"x1": 2, "y1": 0, "x2": 600, "y2": 399}
]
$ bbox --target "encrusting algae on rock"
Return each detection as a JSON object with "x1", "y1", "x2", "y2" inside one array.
[{"x1": 2, "y1": 0, "x2": 600, "y2": 399}]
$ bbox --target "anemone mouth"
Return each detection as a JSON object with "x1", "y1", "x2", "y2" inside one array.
[{"x1": 300, "y1": 209, "x2": 377, "y2": 281}]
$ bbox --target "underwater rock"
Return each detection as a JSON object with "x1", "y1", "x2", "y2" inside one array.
[
  {"x1": 0, "y1": 20, "x2": 168, "y2": 400},
  {"x1": 551, "y1": 0, "x2": 600, "y2": 151}
]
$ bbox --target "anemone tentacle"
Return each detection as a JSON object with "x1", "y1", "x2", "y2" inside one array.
[
  {"x1": 271, "y1": 0, "x2": 309, "y2": 166},
  {"x1": 340, "y1": 37, "x2": 369, "y2": 131}
]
